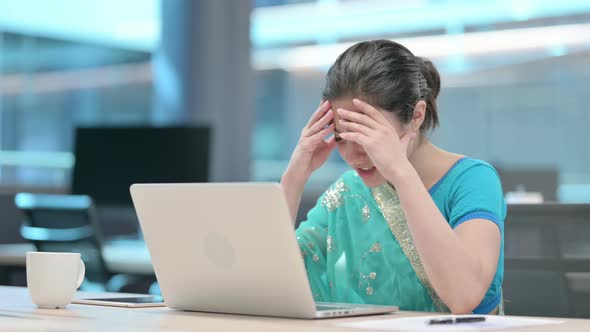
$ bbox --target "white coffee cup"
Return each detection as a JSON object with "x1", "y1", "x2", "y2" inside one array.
[{"x1": 26, "y1": 252, "x2": 85, "y2": 309}]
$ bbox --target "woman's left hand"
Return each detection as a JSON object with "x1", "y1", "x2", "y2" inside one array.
[{"x1": 337, "y1": 98, "x2": 417, "y2": 181}]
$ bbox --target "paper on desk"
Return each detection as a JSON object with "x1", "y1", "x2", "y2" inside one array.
[
  {"x1": 0, "y1": 319, "x2": 76, "y2": 332},
  {"x1": 337, "y1": 315, "x2": 563, "y2": 332}
]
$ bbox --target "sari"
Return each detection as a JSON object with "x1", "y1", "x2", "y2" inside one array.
[{"x1": 295, "y1": 158, "x2": 506, "y2": 314}]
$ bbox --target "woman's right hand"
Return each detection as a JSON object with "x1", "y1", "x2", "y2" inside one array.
[
  {"x1": 284, "y1": 100, "x2": 337, "y2": 183},
  {"x1": 282, "y1": 100, "x2": 336, "y2": 223}
]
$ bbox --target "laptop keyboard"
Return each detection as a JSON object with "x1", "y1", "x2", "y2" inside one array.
[{"x1": 316, "y1": 303, "x2": 357, "y2": 311}]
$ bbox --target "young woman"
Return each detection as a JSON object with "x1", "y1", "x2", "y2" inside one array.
[{"x1": 281, "y1": 40, "x2": 505, "y2": 314}]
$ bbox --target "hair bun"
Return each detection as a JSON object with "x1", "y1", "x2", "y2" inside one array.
[{"x1": 417, "y1": 57, "x2": 441, "y2": 99}]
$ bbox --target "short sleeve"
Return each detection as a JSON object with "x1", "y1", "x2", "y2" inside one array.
[{"x1": 448, "y1": 164, "x2": 506, "y2": 230}]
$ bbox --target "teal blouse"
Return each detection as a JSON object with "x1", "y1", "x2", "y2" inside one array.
[{"x1": 295, "y1": 158, "x2": 506, "y2": 314}]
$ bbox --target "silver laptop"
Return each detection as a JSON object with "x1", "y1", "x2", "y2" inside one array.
[{"x1": 130, "y1": 182, "x2": 398, "y2": 319}]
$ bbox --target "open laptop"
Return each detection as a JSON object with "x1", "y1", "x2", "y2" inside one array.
[{"x1": 130, "y1": 182, "x2": 398, "y2": 319}]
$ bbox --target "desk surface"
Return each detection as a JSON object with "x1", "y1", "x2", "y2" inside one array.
[
  {"x1": 1, "y1": 286, "x2": 590, "y2": 332},
  {"x1": 0, "y1": 239, "x2": 153, "y2": 275}
]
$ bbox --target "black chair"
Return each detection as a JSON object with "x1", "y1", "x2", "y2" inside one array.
[
  {"x1": 14, "y1": 193, "x2": 137, "y2": 292},
  {"x1": 504, "y1": 203, "x2": 590, "y2": 318}
]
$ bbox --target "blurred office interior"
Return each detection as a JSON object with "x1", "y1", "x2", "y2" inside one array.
[{"x1": 0, "y1": 0, "x2": 590, "y2": 317}]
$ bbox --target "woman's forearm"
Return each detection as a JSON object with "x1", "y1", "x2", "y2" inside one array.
[
  {"x1": 389, "y1": 162, "x2": 491, "y2": 313},
  {"x1": 281, "y1": 168, "x2": 308, "y2": 225}
]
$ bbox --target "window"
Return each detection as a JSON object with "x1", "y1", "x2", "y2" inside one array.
[{"x1": 251, "y1": 0, "x2": 590, "y2": 201}]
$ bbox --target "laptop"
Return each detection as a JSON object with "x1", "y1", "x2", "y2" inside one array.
[{"x1": 130, "y1": 182, "x2": 399, "y2": 319}]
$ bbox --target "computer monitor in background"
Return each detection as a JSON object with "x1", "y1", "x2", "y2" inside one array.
[{"x1": 71, "y1": 126, "x2": 210, "y2": 206}]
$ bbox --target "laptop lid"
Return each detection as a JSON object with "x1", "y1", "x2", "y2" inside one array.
[{"x1": 130, "y1": 183, "x2": 318, "y2": 318}]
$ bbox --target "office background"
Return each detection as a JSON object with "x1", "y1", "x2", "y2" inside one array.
[
  {"x1": 1, "y1": 0, "x2": 590, "y2": 318},
  {"x1": 0, "y1": 0, "x2": 588, "y2": 199}
]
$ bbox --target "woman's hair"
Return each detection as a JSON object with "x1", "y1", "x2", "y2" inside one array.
[{"x1": 322, "y1": 39, "x2": 441, "y2": 132}]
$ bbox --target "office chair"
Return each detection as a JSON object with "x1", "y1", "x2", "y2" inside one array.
[
  {"x1": 14, "y1": 193, "x2": 136, "y2": 292},
  {"x1": 504, "y1": 203, "x2": 590, "y2": 318}
]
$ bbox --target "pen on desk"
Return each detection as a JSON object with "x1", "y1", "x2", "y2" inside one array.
[{"x1": 428, "y1": 316, "x2": 486, "y2": 325}]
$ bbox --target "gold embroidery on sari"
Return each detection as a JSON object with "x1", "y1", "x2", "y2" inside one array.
[
  {"x1": 358, "y1": 271, "x2": 376, "y2": 296},
  {"x1": 369, "y1": 242, "x2": 382, "y2": 253},
  {"x1": 301, "y1": 227, "x2": 326, "y2": 252},
  {"x1": 322, "y1": 178, "x2": 371, "y2": 225},
  {"x1": 362, "y1": 205, "x2": 371, "y2": 222},
  {"x1": 327, "y1": 236, "x2": 335, "y2": 253},
  {"x1": 372, "y1": 184, "x2": 449, "y2": 312},
  {"x1": 322, "y1": 180, "x2": 349, "y2": 211},
  {"x1": 349, "y1": 193, "x2": 371, "y2": 223}
]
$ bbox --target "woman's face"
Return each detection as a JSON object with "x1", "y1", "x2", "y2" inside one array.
[{"x1": 331, "y1": 98, "x2": 412, "y2": 188}]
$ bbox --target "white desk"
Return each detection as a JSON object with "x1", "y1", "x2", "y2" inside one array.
[
  {"x1": 0, "y1": 239, "x2": 153, "y2": 275},
  {"x1": 0, "y1": 286, "x2": 589, "y2": 332}
]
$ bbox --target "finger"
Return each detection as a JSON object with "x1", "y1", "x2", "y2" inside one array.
[
  {"x1": 307, "y1": 109, "x2": 334, "y2": 135},
  {"x1": 310, "y1": 123, "x2": 335, "y2": 141},
  {"x1": 339, "y1": 119, "x2": 372, "y2": 136},
  {"x1": 337, "y1": 108, "x2": 380, "y2": 129},
  {"x1": 339, "y1": 132, "x2": 367, "y2": 146},
  {"x1": 352, "y1": 98, "x2": 389, "y2": 125},
  {"x1": 324, "y1": 134, "x2": 336, "y2": 145},
  {"x1": 306, "y1": 100, "x2": 331, "y2": 128},
  {"x1": 319, "y1": 135, "x2": 337, "y2": 152}
]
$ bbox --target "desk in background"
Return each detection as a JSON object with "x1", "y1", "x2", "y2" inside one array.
[
  {"x1": 0, "y1": 239, "x2": 153, "y2": 275},
  {"x1": 504, "y1": 203, "x2": 590, "y2": 318}
]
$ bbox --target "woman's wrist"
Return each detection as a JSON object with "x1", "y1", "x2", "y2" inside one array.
[
  {"x1": 281, "y1": 167, "x2": 309, "y2": 224},
  {"x1": 281, "y1": 167, "x2": 309, "y2": 189},
  {"x1": 385, "y1": 159, "x2": 419, "y2": 188}
]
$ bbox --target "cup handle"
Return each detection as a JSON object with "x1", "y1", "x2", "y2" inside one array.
[{"x1": 76, "y1": 259, "x2": 86, "y2": 289}]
